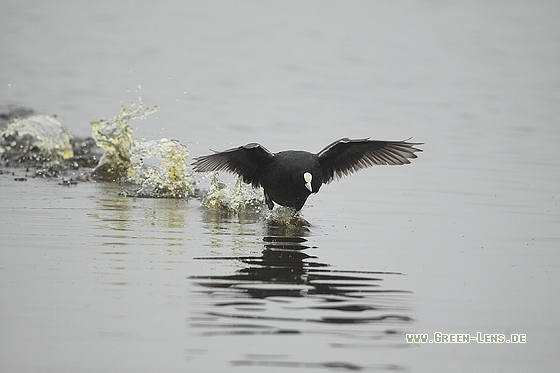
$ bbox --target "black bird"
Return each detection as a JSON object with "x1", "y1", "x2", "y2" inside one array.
[{"x1": 192, "y1": 138, "x2": 422, "y2": 211}]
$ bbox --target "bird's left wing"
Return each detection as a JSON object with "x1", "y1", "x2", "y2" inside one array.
[
  {"x1": 192, "y1": 143, "x2": 274, "y2": 188},
  {"x1": 317, "y1": 138, "x2": 423, "y2": 184}
]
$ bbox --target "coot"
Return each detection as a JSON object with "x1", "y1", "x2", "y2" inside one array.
[{"x1": 192, "y1": 138, "x2": 422, "y2": 210}]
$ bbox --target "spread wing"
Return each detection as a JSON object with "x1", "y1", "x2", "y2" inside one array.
[
  {"x1": 317, "y1": 138, "x2": 423, "y2": 184},
  {"x1": 192, "y1": 143, "x2": 274, "y2": 188}
]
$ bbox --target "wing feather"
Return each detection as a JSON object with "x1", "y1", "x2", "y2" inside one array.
[
  {"x1": 317, "y1": 138, "x2": 423, "y2": 184},
  {"x1": 192, "y1": 143, "x2": 274, "y2": 188}
]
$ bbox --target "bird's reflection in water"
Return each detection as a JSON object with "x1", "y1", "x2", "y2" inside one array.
[
  {"x1": 190, "y1": 224, "x2": 413, "y2": 335},
  {"x1": 189, "y1": 221, "x2": 414, "y2": 371}
]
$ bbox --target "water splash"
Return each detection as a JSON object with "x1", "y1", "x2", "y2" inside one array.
[
  {"x1": 0, "y1": 114, "x2": 74, "y2": 167},
  {"x1": 129, "y1": 138, "x2": 192, "y2": 198},
  {"x1": 89, "y1": 104, "x2": 194, "y2": 198},
  {"x1": 89, "y1": 104, "x2": 155, "y2": 181},
  {"x1": 264, "y1": 207, "x2": 311, "y2": 229},
  {"x1": 200, "y1": 174, "x2": 310, "y2": 227},
  {"x1": 202, "y1": 174, "x2": 265, "y2": 213}
]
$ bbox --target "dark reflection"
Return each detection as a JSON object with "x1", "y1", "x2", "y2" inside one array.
[
  {"x1": 191, "y1": 227, "x2": 412, "y2": 320},
  {"x1": 190, "y1": 224, "x2": 414, "y2": 370}
]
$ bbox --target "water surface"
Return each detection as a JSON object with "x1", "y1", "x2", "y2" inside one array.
[{"x1": 1, "y1": 1, "x2": 559, "y2": 372}]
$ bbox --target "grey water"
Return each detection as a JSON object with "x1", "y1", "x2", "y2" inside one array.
[{"x1": 1, "y1": 1, "x2": 559, "y2": 372}]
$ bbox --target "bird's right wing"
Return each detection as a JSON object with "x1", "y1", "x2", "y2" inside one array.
[{"x1": 192, "y1": 143, "x2": 274, "y2": 188}]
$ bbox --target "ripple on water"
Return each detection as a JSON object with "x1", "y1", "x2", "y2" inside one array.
[{"x1": 189, "y1": 234, "x2": 414, "y2": 370}]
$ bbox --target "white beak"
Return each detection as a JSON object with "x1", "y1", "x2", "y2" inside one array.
[{"x1": 304, "y1": 172, "x2": 313, "y2": 192}]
